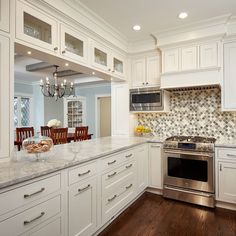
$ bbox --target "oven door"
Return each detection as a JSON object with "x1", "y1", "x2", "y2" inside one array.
[
  {"x1": 130, "y1": 89, "x2": 162, "y2": 111},
  {"x1": 163, "y1": 150, "x2": 214, "y2": 193}
]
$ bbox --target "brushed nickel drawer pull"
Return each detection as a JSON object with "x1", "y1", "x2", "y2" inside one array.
[
  {"x1": 24, "y1": 188, "x2": 45, "y2": 199},
  {"x1": 125, "y1": 154, "x2": 133, "y2": 158},
  {"x1": 219, "y1": 163, "x2": 222, "y2": 171},
  {"x1": 78, "y1": 170, "x2": 91, "y2": 177},
  {"x1": 24, "y1": 212, "x2": 45, "y2": 225},
  {"x1": 108, "y1": 160, "x2": 116, "y2": 165},
  {"x1": 151, "y1": 145, "x2": 160, "y2": 148},
  {"x1": 108, "y1": 171, "x2": 117, "y2": 178},
  {"x1": 126, "y1": 184, "x2": 133, "y2": 190},
  {"x1": 126, "y1": 164, "x2": 133, "y2": 169},
  {"x1": 78, "y1": 184, "x2": 91, "y2": 193},
  {"x1": 227, "y1": 154, "x2": 236, "y2": 158},
  {"x1": 108, "y1": 194, "x2": 117, "y2": 202}
]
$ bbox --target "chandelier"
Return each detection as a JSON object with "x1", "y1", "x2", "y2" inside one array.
[{"x1": 40, "y1": 65, "x2": 74, "y2": 101}]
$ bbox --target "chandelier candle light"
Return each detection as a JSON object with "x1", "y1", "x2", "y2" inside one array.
[{"x1": 40, "y1": 65, "x2": 74, "y2": 101}]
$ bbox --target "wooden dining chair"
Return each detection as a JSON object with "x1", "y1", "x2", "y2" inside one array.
[
  {"x1": 51, "y1": 128, "x2": 68, "y2": 145},
  {"x1": 16, "y1": 127, "x2": 35, "y2": 151},
  {"x1": 40, "y1": 126, "x2": 52, "y2": 137},
  {"x1": 74, "y1": 126, "x2": 89, "y2": 142}
]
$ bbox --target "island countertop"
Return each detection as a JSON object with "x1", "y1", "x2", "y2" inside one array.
[{"x1": 0, "y1": 136, "x2": 163, "y2": 190}]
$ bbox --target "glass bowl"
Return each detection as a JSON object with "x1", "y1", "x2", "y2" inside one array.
[{"x1": 22, "y1": 136, "x2": 54, "y2": 160}]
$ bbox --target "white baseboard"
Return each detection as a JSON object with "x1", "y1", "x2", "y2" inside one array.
[{"x1": 216, "y1": 201, "x2": 236, "y2": 211}]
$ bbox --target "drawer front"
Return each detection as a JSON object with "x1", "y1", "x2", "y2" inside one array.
[
  {"x1": 22, "y1": 217, "x2": 61, "y2": 236},
  {"x1": 102, "y1": 176, "x2": 135, "y2": 223},
  {"x1": 0, "y1": 195, "x2": 61, "y2": 236},
  {"x1": 100, "y1": 149, "x2": 134, "y2": 171},
  {"x1": 69, "y1": 162, "x2": 97, "y2": 185},
  {"x1": 216, "y1": 148, "x2": 236, "y2": 160},
  {"x1": 0, "y1": 174, "x2": 61, "y2": 216},
  {"x1": 102, "y1": 161, "x2": 135, "y2": 191}
]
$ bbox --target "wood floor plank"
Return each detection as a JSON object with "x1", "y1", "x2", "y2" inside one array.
[{"x1": 99, "y1": 193, "x2": 236, "y2": 236}]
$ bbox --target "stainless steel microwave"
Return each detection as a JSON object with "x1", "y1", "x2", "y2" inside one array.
[{"x1": 130, "y1": 87, "x2": 163, "y2": 111}]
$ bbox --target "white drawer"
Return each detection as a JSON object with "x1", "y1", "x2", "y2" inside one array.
[
  {"x1": 216, "y1": 148, "x2": 236, "y2": 160},
  {"x1": 22, "y1": 217, "x2": 61, "y2": 236},
  {"x1": 68, "y1": 161, "x2": 97, "y2": 185},
  {"x1": 0, "y1": 174, "x2": 61, "y2": 216},
  {"x1": 100, "y1": 149, "x2": 134, "y2": 171},
  {"x1": 0, "y1": 195, "x2": 61, "y2": 236},
  {"x1": 102, "y1": 161, "x2": 135, "y2": 191},
  {"x1": 102, "y1": 176, "x2": 135, "y2": 223}
]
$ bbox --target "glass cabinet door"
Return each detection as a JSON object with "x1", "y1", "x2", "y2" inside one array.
[
  {"x1": 60, "y1": 24, "x2": 88, "y2": 64},
  {"x1": 112, "y1": 53, "x2": 126, "y2": 78},
  {"x1": 91, "y1": 41, "x2": 111, "y2": 72},
  {"x1": 67, "y1": 100, "x2": 84, "y2": 128},
  {"x1": 16, "y1": 1, "x2": 58, "y2": 52}
]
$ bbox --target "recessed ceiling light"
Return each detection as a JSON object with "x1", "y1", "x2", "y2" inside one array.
[
  {"x1": 65, "y1": 63, "x2": 69, "y2": 67},
  {"x1": 27, "y1": 51, "x2": 32, "y2": 55},
  {"x1": 133, "y1": 25, "x2": 141, "y2": 31},
  {"x1": 178, "y1": 12, "x2": 188, "y2": 19}
]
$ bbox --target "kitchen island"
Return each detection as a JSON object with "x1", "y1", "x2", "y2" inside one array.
[{"x1": 0, "y1": 136, "x2": 163, "y2": 236}]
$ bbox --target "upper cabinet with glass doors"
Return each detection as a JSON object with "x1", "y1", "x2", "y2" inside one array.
[
  {"x1": 91, "y1": 40, "x2": 126, "y2": 79},
  {"x1": 0, "y1": 0, "x2": 10, "y2": 32},
  {"x1": 16, "y1": 1, "x2": 58, "y2": 52},
  {"x1": 60, "y1": 24, "x2": 88, "y2": 64}
]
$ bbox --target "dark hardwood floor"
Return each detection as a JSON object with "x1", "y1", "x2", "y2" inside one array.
[{"x1": 99, "y1": 192, "x2": 236, "y2": 236}]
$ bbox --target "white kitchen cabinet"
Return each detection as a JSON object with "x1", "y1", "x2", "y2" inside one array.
[
  {"x1": 148, "y1": 144, "x2": 162, "y2": 189},
  {"x1": 222, "y1": 41, "x2": 236, "y2": 111},
  {"x1": 163, "y1": 48, "x2": 179, "y2": 73},
  {"x1": 131, "y1": 55, "x2": 160, "y2": 88},
  {"x1": 91, "y1": 40, "x2": 111, "y2": 72},
  {"x1": 181, "y1": 46, "x2": 197, "y2": 71},
  {"x1": 200, "y1": 43, "x2": 218, "y2": 68},
  {"x1": 0, "y1": 34, "x2": 10, "y2": 158},
  {"x1": 16, "y1": 1, "x2": 58, "y2": 53},
  {"x1": 60, "y1": 24, "x2": 88, "y2": 65},
  {"x1": 136, "y1": 145, "x2": 149, "y2": 194},
  {"x1": 218, "y1": 162, "x2": 236, "y2": 204},
  {"x1": 132, "y1": 57, "x2": 146, "y2": 87},
  {"x1": 111, "y1": 83, "x2": 129, "y2": 136},
  {"x1": 0, "y1": 0, "x2": 9, "y2": 32},
  {"x1": 68, "y1": 177, "x2": 97, "y2": 236},
  {"x1": 146, "y1": 55, "x2": 161, "y2": 86},
  {"x1": 112, "y1": 52, "x2": 126, "y2": 79},
  {"x1": 63, "y1": 96, "x2": 86, "y2": 133}
]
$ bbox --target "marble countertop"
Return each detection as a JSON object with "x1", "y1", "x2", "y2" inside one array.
[
  {"x1": 215, "y1": 138, "x2": 236, "y2": 148},
  {"x1": 0, "y1": 136, "x2": 163, "y2": 190}
]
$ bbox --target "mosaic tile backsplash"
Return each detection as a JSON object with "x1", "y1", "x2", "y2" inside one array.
[{"x1": 138, "y1": 88, "x2": 236, "y2": 139}]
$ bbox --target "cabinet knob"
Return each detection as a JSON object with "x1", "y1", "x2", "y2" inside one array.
[
  {"x1": 146, "y1": 82, "x2": 148, "y2": 85},
  {"x1": 108, "y1": 69, "x2": 111, "y2": 72},
  {"x1": 62, "y1": 50, "x2": 66, "y2": 54},
  {"x1": 112, "y1": 70, "x2": 115, "y2": 73},
  {"x1": 142, "y1": 82, "x2": 145, "y2": 85},
  {"x1": 54, "y1": 47, "x2": 58, "y2": 51}
]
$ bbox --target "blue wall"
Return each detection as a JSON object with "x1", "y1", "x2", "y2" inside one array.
[{"x1": 75, "y1": 84, "x2": 111, "y2": 137}]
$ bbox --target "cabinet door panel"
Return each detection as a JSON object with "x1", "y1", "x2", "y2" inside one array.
[
  {"x1": 163, "y1": 49, "x2": 179, "y2": 73},
  {"x1": 200, "y1": 43, "x2": 218, "y2": 68},
  {"x1": 112, "y1": 53, "x2": 126, "y2": 79},
  {"x1": 16, "y1": 1, "x2": 58, "y2": 52},
  {"x1": 132, "y1": 58, "x2": 146, "y2": 87},
  {"x1": 68, "y1": 178, "x2": 97, "y2": 236},
  {"x1": 219, "y1": 162, "x2": 236, "y2": 203},
  {"x1": 149, "y1": 144, "x2": 162, "y2": 189},
  {"x1": 146, "y1": 55, "x2": 160, "y2": 86},
  {"x1": 0, "y1": 34, "x2": 9, "y2": 158},
  {"x1": 60, "y1": 24, "x2": 88, "y2": 64},
  {"x1": 181, "y1": 46, "x2": 197, "y2": 70},
  {"x1": 223, "y1": 42, "x2": 236, "y2": 110},
  {"x1": 0, "y1": 0, "x2": 9, "y2": 32}
]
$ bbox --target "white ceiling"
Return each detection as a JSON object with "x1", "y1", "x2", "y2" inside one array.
[{"x1": 79, "y1": 0, "x2": 236, "y2": 42}]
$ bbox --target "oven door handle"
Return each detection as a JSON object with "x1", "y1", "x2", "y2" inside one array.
[{"x1": 164, "y1": 150, "x2": 213, "y2": 158}]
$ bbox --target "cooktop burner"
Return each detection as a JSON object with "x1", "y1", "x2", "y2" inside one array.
[
  {"x1": 164, "y1": 135, "x2": 216, "y2": 152},
  {"x1": 165, "y1": 136, "x2": 216, "y2": 144}
]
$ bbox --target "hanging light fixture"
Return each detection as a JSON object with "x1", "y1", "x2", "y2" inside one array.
[{"x1": 40, "y1": 65, "x2": 74, "y2": 101}]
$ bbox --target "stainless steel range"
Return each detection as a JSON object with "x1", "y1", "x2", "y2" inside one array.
[{"x1": 163, "y1": 136, "x2": 216, "y2": 208}]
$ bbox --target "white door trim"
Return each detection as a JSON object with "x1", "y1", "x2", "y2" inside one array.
[{"x1": 95, "y1": 94, "x2": 111, "y2": 138}]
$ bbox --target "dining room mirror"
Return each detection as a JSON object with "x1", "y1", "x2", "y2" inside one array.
[{"x1": 14, "y1": 51, "x2": 112, "y2": 150}]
